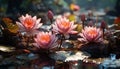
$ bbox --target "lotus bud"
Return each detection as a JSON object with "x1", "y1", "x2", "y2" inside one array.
[
  {"x1": 80, "y1": 13, "x2": 86, "y2": 29},
  {"x1": 80, "y1": 13, "x2": 86, "y2": 21},
  {"x1": 100, "y1": 20, "x2": 106, "y2": 29},
  {"x1": 73, "y1": 5, "x2": 80, "y2": 11},
  {"x1": 100, "y1": 20, "x2": 107, "y2": 39},
  {"x1": 47, "y1": 10, "x2": 54, "y2": 21}
]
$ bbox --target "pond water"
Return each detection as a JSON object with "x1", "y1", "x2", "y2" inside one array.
[{"x1": 0, "y1": 45, "x2": 101, "y2": 69}]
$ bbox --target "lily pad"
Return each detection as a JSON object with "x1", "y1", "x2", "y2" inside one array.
[
  {"x1": 101, "y1": 59, "x2": 120, "y2": 68},
  {"x1": 16, "y1": 53, "x2": 38, "y2": 60},
  {"x1": 50, "y1": 51, "x2": 90, "y2": 62}
]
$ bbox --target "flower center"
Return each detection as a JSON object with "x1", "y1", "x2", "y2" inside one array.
[
  {"x1": 24, "y1": 18, "x2": 34, "y2": 29},
  {"x1": 40, "y1": 35, "x2": 50, "y2": 42},
  {"x1": 61, "y1": 22, "x2": 69, "y2": 28},
  {"x1": 88, "y1": 29, "x2": 97, "y2": 36}
]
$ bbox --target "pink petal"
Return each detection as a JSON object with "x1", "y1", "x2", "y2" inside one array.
[
  {"x1": 36, "y1": 18, "x2": 41, "y2": 25},
  {"x1": 16, "y1": 22, "x2": 26, "y2": 32},
  {"x1": 33, "y1": 16, "x2": 37, "y2": 20},
  {"x1": 69, "y1": 31, "x2": 78, "y2": 34},
  {"x1": 78, "y1": 38, "x2": 86, "y2": 42},
  {"x1": 33, "y1": 43, "x2": 40, "y2": 48},
  {"x1": 48, "y1": 35, "x2": 57, "y2": 48},
  {"x1": 19, "y1": 15, "x2": 25, "y2": 23},
  {"x1": 26, "y1": 14, "x2": 30, "y2": 18},
  {"x1": 33, "y1": 23, "x2": 43, "y2": 29}
]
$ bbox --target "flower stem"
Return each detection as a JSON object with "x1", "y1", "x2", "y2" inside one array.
[
  {"x1": 59, "y1": 34, "x2": 65, "y2": 50},
  {"x1": 102, "y1": 28, "x2": 105, "y2": 39},
  {"x1": 50, "y1": 19, "x2": 53, "y2": 24},
  {"x1": 82, "y1": 21, "x2": 84, "y2": 29},
  {"x1": 26, "y1": 36, "x2": 30, "y2": 47}
]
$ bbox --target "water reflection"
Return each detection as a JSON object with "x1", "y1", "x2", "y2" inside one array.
[
  {"x1": 110, "y1": 54, "x2": 116, "y2": 60},
  {"x1": 32, "y1": 59, "x2": 99, "y2": 69},
  {"x1": 0, "y1": 49, "x2": 104, "y2": 69},
  {"x1": 100, "y1": 54, "x2": 120, "y2": 69},
  {"x1": 0, "y1": 45, "x2": 111, "y2": 69}
]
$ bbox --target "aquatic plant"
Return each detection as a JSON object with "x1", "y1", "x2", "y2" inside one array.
[
  {"x1": 16, "y1": 14, "x2": 43, "y2": 36},
  {"x1": 78, "y1": 26, "x2": 103, "y2": 43},
  {"x1": 52, "y1": 16, "x2": 77, "y2": 38},
  {"x1": 47, "y1": 10, "x2": 54, "y2": 24},
  {"x1": 34, "y1": 32, "x2": 58, "y2": 49}
]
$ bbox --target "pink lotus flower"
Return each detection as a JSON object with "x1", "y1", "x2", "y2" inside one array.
[
  {"x1": 16, "y1": 14, "x2": 43, "y2": 35},
  {"x1": 34, "y1": 32, "x2": 58, "y2": 49},
  {"x1": 78, "y1": 26, "x2": 103, "y2": 43},
  {"x1": 52, "y1": 17, "x2": 77, "y2": 38}
]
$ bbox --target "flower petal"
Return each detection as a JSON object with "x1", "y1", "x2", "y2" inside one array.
[{"x1": 16, "y1": 22, "x2": 26, "y2": 32}]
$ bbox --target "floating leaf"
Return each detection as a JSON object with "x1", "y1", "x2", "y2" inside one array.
[
  {"x1": 76, "y1": 24, "x2": 82, "y2": 32},
  {"x1": 3, "y1": 22, "x2": 18, "y2": 34},
  {"x1": 16, "y1": 53, "x2": 38, "y2": 60},
  {"x1": 2, "y1": 18, "x2": 13, "y2": 24},
  {"x1": 2, "y1": 18, "x2": 18, "y2": 34},
  {"x1": 6, "y1": 23, "x2": 18, "y2": 34},
  {"x1": 68, "y1": 14, "x2": 76, "y2": 22},
  {"x1": 50, "y1": 51, "x2": 90, "y2": 62}
]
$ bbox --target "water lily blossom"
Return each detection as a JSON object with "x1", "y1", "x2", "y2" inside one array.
[
  {"x1": 16, "y1": 14, "x2": 43, "y2": 35},
  {"x1": 78, "y1": 26, "x2": 103, "y2": 43},
  {"x1": 34, "y1": 32, "x2": 58, "y2": 49},
  {"x1": 52, "y1": 16, "x2": 77, "y2": 38}
]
